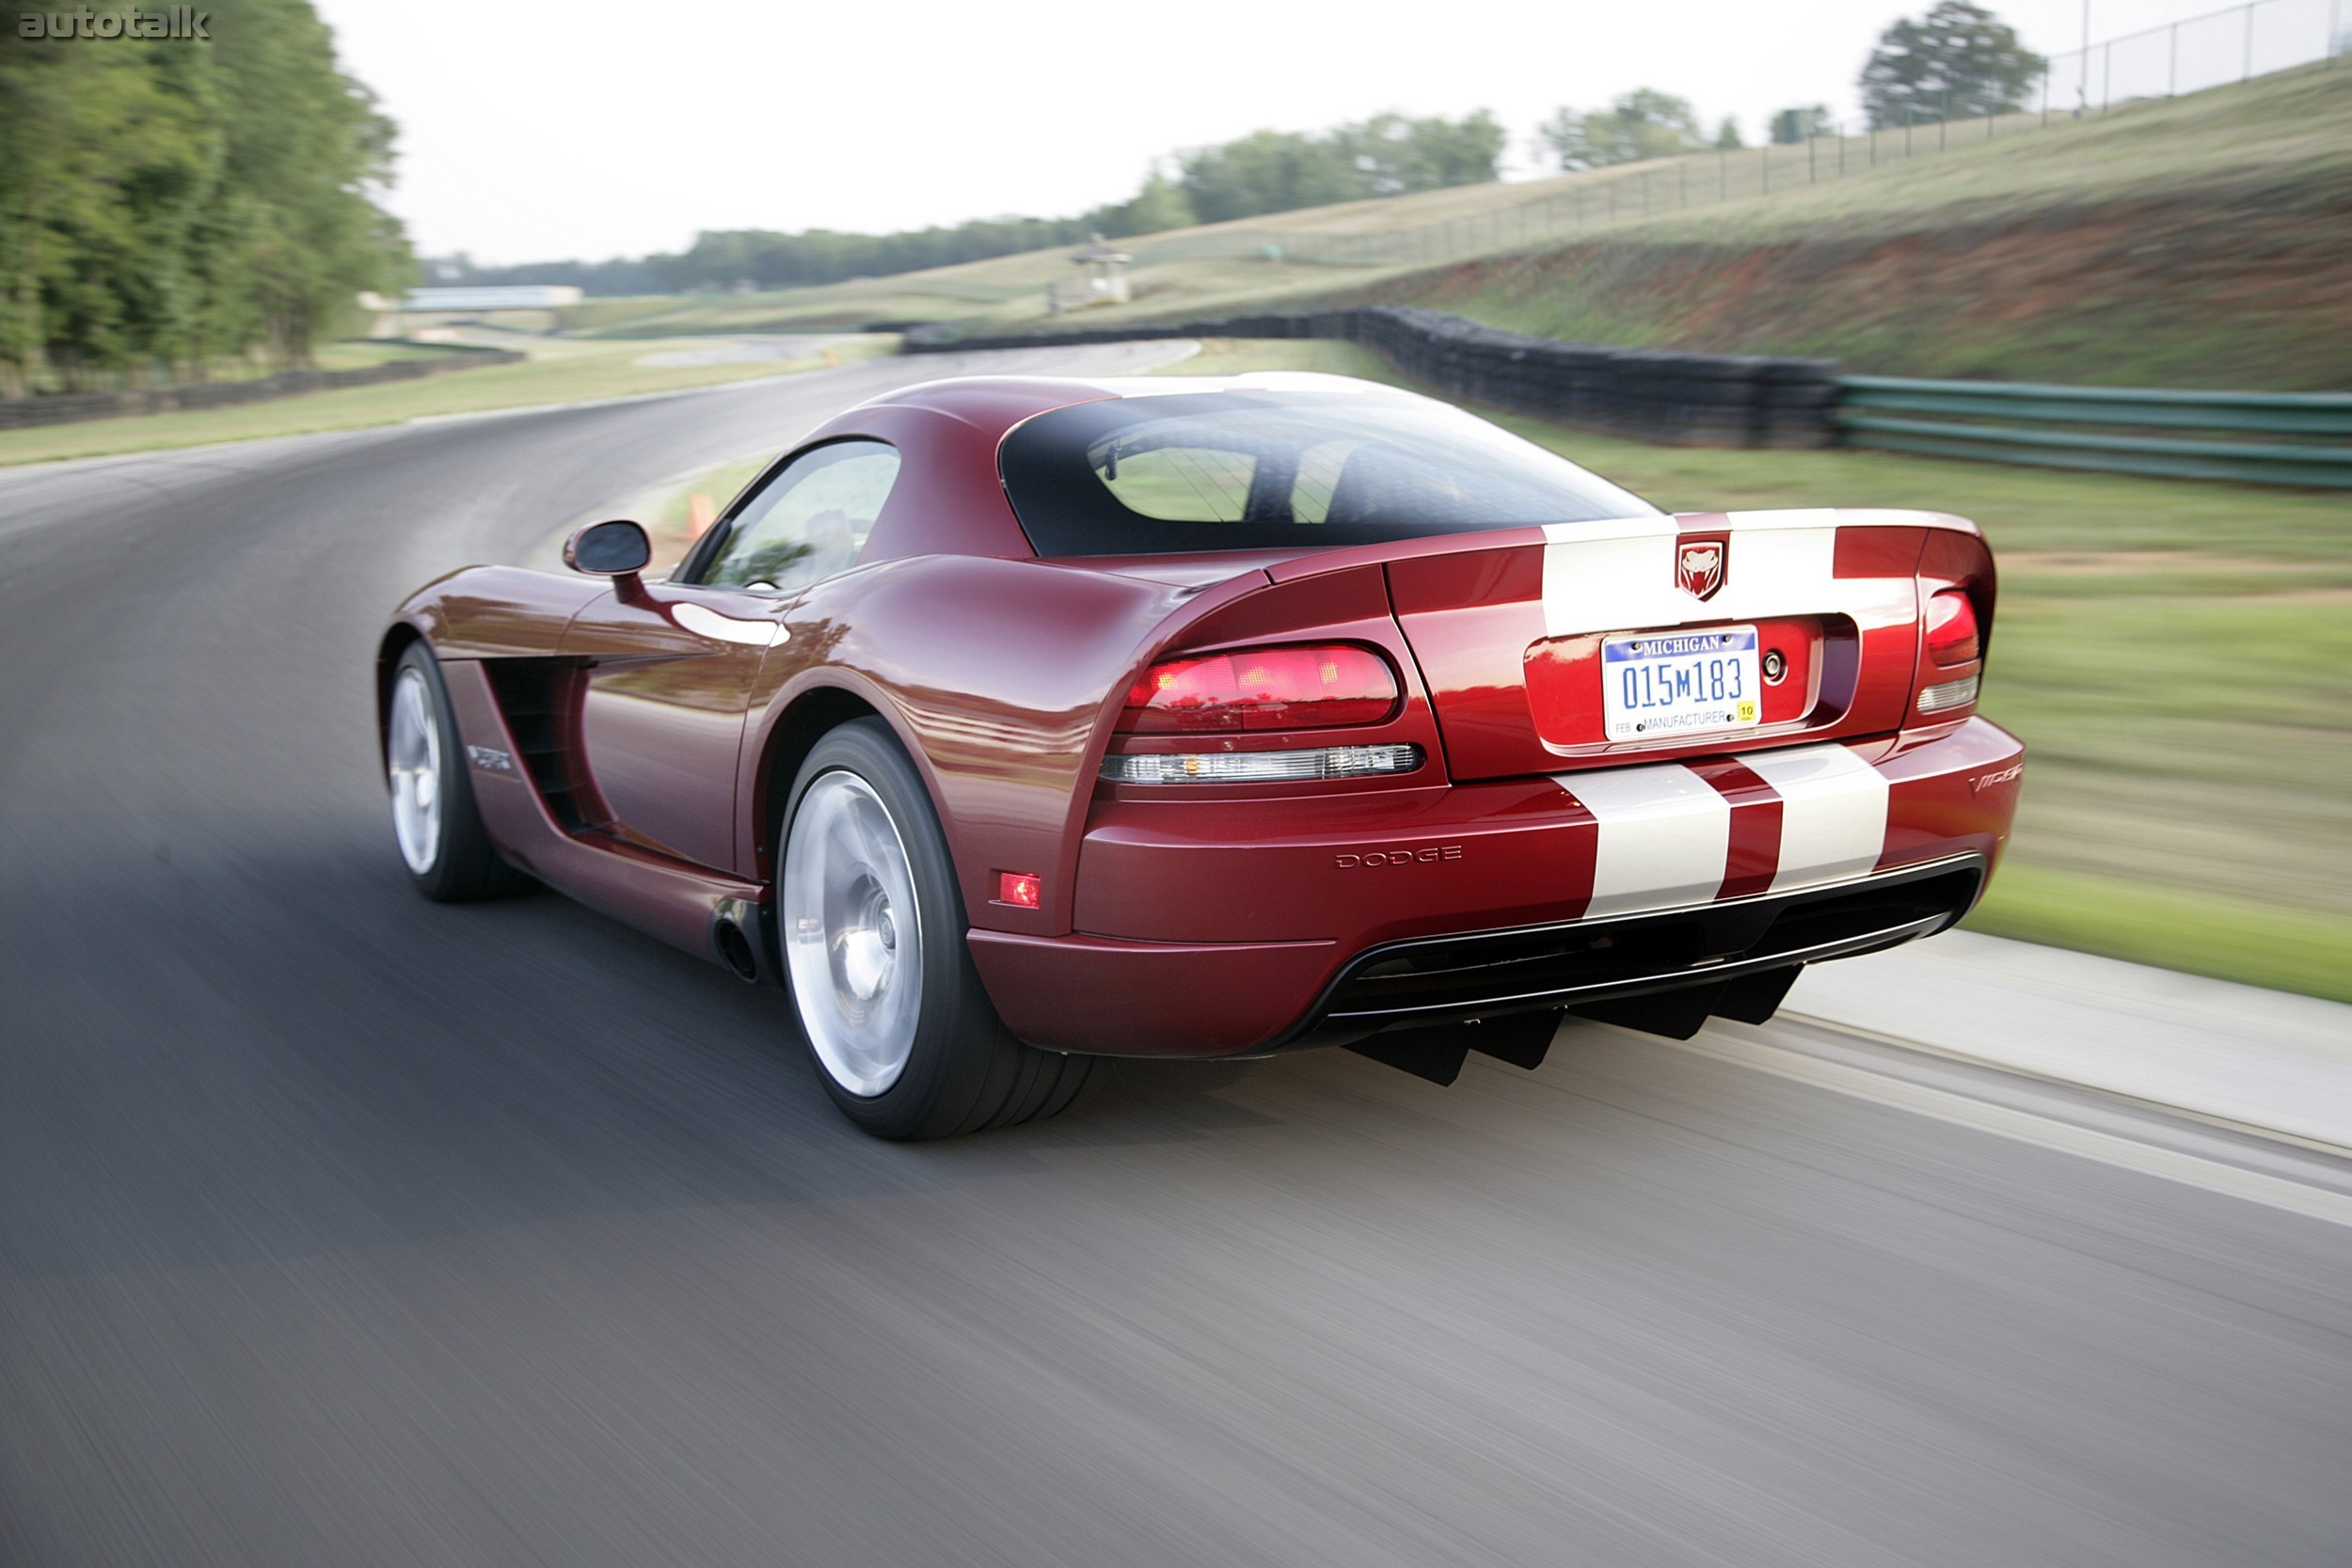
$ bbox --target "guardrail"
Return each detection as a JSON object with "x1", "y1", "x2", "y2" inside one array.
[
  {"x1": 1835, "y1": 377, "x2": 2352, "y2": 487},
  {"x1": 0, "y1": 342, "x2": 527, "y2": 432}
]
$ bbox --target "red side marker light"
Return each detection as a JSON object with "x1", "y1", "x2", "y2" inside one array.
[
  {"x1": 997, "y1": 871, "x2": 1042, "y2": 910},
  {"x1": 1925, "y1": 590, "x2": 1980, "y2": 666}
]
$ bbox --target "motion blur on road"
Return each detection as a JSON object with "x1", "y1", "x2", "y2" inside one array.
[{"x1": 3, "y1": 351, "x2": 2349, "y2": 1567}]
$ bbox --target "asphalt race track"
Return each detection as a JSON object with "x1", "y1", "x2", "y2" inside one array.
[{"x1": 3, "y1": 348, "x2": 2347, "y2": 1568}]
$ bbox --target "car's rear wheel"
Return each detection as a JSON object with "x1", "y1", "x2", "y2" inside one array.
[
  {"x1": 386, "y1": 642, "x2": 529, "y2": 902},
  {"x1": 781, "y1": 719, "x2": 1097, "y2": 1139}
]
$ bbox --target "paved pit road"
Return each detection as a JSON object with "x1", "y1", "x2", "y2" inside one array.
[{"x1": 1, "y1": 348, "x2": 2347, "y2": 1568}]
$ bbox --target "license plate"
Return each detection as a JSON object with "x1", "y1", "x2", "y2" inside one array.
[{"x1": 1601, "y1": 626, "x2": 1762, "y2": 741}]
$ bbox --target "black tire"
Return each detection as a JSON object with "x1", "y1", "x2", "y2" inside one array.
[
  {"x1": 385, "y1": 642, "x2": 531, "y2": 903},
  {"x1": 779, "y1": 718, "x2": 1099, "y2": 1140}
]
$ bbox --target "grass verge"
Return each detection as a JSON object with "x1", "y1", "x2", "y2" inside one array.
[
  {"x1": 0, "y1": 332, "x2": 894, "y2": 468},
  {"x1": 1162, "y1": 340, "x2": 2352, "y2": 1003},
  {"x1": 1969, "y1": 864, "x2": 2352, "y2": 1005}
]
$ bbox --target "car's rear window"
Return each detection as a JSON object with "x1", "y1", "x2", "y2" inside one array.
[{"x1": 998, "y1": 388, "x2": 1658, "y2": 557}]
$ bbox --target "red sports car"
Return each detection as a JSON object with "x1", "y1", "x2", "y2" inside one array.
[{"x1": 380, "y1": 372, "x2": 2022, "y2": 1138}]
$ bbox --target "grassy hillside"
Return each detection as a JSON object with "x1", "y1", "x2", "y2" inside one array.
[
  {"x1": 573, "y1": 63, "x2": 2352, "y2": 388},
  {"x1": 1403, "y1": 63, "x2": 2352, "y2": 388}
]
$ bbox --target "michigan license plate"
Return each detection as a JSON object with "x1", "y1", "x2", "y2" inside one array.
[{"x1": 1601, "y1": 627, "x2": 1762, "y2": 741}]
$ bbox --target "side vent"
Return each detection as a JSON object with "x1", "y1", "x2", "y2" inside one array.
[{"x1": 483, "y1": 659, "x2": 597, "y2": 832}]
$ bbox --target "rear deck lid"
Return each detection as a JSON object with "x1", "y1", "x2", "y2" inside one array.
[{"x1": 1383, "y1": 510, "x2": 1945, "y2": 781}]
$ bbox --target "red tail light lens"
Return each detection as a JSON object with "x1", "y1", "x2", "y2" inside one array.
[
  {"x1": 1925, "y1": 591, "x2": 1981, "y2": 666},
  {"x1": 1121, "y1": 644, "x2": 1400, "y2": 733}
]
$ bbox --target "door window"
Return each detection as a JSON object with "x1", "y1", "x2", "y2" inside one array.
[{"x1": 698, "y1": 440, "x2": 900, "y2": 591}]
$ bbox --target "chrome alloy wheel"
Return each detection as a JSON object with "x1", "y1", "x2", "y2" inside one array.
[
  {"x1": 784, "y1": 770, "x2": 925, "y2": 1097},
  {"x1": 387, "y1": 665, "x2": 443, "y2": 875}
]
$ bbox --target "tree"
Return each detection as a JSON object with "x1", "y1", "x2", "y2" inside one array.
[
  {"x1": 1339, "y1": 111, "x2": 1505, "y2": 195},
  {"x1": 0, "y1": 0, "x2": 409, "y2": 392},
  {"x1": 1537, "y1": 88, "x2": 1705, "y2": 169},
  {"x1": 1175, "y1": 129, "x2": 1359, "y2": 224},
  {"x1": 1176, "y1": 111, "x2": 1502, "y2": 223},
  {"x1": 1860, "y1": 1, "x2": 2044, "y2": 129},
  {"x1": 1771, "y1": 105, "x2": 1833, "y2": 144},
  {"x1": 1713, "y1": 117, "x2": 1744, "y2": 150},
  {"x1": 1086, "y1": 170, "x2": 1197, "y2": 239}
]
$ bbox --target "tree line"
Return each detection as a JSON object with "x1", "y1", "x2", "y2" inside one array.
[
  {"x1": 0, "y1": 0, "x2": 409, "y2": 396},
  {"x1": 449, "y1": 2, "x2": 2042, "y2": 299},
  {"x1": 437, "y1": 111, "x2": 1510, "y2": 297},
  {"x1": 1539, "y1": 2, "x2": 2040, "y2": 167}
]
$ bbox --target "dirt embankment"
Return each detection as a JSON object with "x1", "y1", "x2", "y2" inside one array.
[{"x1": 1400, "y1": 189, "x2": 2352, "y2": 389}]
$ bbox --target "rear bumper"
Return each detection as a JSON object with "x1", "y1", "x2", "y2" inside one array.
[{"x1": 967, "y1": 716, "x2": 2023, "y2": 1057}]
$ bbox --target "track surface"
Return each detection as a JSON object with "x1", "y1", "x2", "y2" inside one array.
[{"x1": 3, "y1": 350, "x2": 2347, "y2": 1568}]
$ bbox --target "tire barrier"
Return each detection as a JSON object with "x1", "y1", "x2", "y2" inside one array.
[
  {"x1": 903, "y1": 308, "x2": 1841, "y2": 450},
  {"x1": 0, "y1": 343, "x2": 528, "y2": 432}
]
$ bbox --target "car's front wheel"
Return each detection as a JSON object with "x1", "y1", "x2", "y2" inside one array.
[
  {"x1": 780, "y1": 719, "x2": 1097, "y2": 1139},
  {"x1": 385, "y1": 642, "x2": 529, "y2": 902}
]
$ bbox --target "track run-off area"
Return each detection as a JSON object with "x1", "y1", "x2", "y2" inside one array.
[{"x1": 2, "y1": 346, "x2": 2346, "y2": 1568}]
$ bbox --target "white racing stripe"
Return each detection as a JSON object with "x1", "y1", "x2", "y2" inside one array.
[
  {"x1": 1558, "y1": 764, "x2": 1731, "y2": 917},
  {"x1": 1538, "y1": 511, "x2": 1920, "y2": 643},
  {"x1": 1740, "y1": 744, "x2": 1892, "y2": 892},
  {"x1": 1558, "y1": 744, "x2": 1895, "y2": 915}
]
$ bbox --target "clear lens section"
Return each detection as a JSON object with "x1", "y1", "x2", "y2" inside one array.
[
  {"x1": 1918, "y1": 675, "x2": 1980, "y2": 714},
  {"x1": 1102, "y1": 743, "x2": 1423, "y2": 785}
]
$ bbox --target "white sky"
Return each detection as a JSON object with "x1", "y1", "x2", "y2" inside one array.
[{"x1": 311, "y1": 0, "x2": 2241, "y2": 264}]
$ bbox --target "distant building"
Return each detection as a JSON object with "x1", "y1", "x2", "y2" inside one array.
[
  {"x1": 401, "y1": 286, "x2": 585, "y2": 311},
  {"x1": 358, "y1": 285, "x2": 586, "y2": 338},
  {"x1": 1048, "y1": 235, "x2": 1132, "y2": 313}
]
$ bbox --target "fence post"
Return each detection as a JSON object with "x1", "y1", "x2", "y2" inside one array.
[
  {"x1": 1839, "y1": 122, "x2": 1847, "y2": 175},
  {"x1": 2105, "y1": 39, "x2": 2113, "y2": 108},
  {"x1": 1719, "y1": 147, "x2": 1727, "y2": 197},
  {"x1": 2169, "y1": 21, "x2": 2179, "y2": 92},
  {"x1": 1809, "y1": 132, "x2": 1817, "y2": 181},
  {"x1": 1905, "y1": 103, "x2": 1913, "y2": 156},
  {"x1": 1761, "y1": 142, "x2": 1770, "y2": 192},
  {"x1": 1939, "y1": 91, "x2": 1947, "y2": 150},
  {"x1": 2243, "y1": 2, "x2": 2253, "y2": 79},
  {"x1": 1680, "y1": 158, "x2": 1688, "y2": 206}
]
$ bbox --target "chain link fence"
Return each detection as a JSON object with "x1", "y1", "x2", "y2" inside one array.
[{"x1": 1128, "y1": 1, "x2": 2346, "y2": 276}]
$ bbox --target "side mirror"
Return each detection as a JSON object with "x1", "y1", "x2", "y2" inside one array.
[{"x1": 564, "y1": 519, "x2": 652, "y2": 595}]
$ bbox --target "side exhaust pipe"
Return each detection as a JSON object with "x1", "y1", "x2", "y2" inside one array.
[{"x1": 709, "y1": 897, "x2": 768, "y2": 984}]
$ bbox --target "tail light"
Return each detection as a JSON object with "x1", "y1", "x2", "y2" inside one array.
[
  {"x1": 1915, "y1": 531, "x2": 1993, "y2": 720},
  {"x1": 1925, "y1": 591, "x2": 1980, "y2": 666},
  {"x1": 1120, "y1": 644, "x2": 1400, "y2": 734}
]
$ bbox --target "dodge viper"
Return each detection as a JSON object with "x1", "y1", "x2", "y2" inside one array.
[{"x1": 380, "y1": 372, "x2": 2023, "y2": 1138}]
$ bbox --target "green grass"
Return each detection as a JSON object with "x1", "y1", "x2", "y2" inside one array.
[
  {"x1": 1969, "y1": 864, "x2": 2352, "y2": 1004},
  {"x1": 0, "y1": 332, "x2": 894, "y2": 468},
  {"x1": 1160, "y1": 339, "x2": 2352, "y2": 1002}
]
